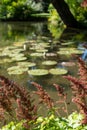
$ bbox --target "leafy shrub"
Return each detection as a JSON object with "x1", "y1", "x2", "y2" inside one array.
[
  {"x1": 65, "y1": 0, "x2": 87, "y2": 23},
  {"x1": 0, "y1": 0, "x2": 43, "y2": 20},
  {"x1": 1, "y1": 112, "x2": 87, "y2": 130}
]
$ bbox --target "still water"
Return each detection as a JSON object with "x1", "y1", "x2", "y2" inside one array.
[{"x1": 0, "y1": 21, "x2": 87, "y2": 116}]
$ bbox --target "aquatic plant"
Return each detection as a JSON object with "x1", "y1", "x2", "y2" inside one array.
[
  {"x1": 49, "y1": 68, "x2": 68, "y2": 75},
  {"x1": 42, "y1": 60, "x2": 57, "y2": 66},
  {"x1": 28, "y1": 69, "x2": 49, "y2": 76},
  {"x1": 57, "y1": 48, "x2": 83, "y2": 55}
]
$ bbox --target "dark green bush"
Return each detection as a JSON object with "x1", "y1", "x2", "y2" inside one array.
[{"x1": 0, "y1": 0, "x2": 43, "y2": 20}]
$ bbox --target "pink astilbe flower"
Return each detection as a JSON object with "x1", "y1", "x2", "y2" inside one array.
[
  {"x1": 53, "y1": 83, "x2": 68, "y2": 115},
  {"x1": 78, "y1": 57, "x2": 87, "y2": 85},
  {"x1": 32, "y1": 82, "x2": 54, "y2": 109},
  {"x1": 53, "y1": 83, "x2": 65, "y2": 97},
  {"x1": 0, "y1": 75, "x2": 37, "y2": 127},
  {"x1": 64, "y1": 74, "x2": 87, "y2": 124},
  {"x1": 0, "y1": 85, "x2": 13, "y2": 118}
]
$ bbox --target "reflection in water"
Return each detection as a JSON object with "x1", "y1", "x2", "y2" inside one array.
[{"x1": 0, "y1": 21, "x2": 51, "y2": 47}]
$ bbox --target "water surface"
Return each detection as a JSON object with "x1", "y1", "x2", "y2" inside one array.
[{"x1": 0, "y1": 21, "x2": 87, "y2": 116}]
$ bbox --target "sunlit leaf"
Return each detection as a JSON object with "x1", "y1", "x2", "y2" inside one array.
[
  {"x1": 18, "y1": 62, "x2": 36, "y2": 67},
  {"x1": 49, "y1": 68, "x2": 68, "y2": 75},
  {"x1": 28, "y1": 69, "x2": 49, "y2": 76},
  {"x1": 30, "y1": 53, "x2": 44, "y2": 57},
  {"x1": 42, "y1": 60, "x2": 57, "y2": 65}
]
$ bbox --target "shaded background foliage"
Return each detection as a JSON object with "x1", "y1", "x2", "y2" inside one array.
[{"x1": 0, "y1": 0, "x2": 87, "y2": 24}]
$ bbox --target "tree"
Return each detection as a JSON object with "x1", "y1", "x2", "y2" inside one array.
[{"x1": 51, "y1": 0, "x2": 86, "y2": 28}]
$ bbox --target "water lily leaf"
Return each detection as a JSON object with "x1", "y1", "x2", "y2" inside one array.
[
  {"x1": 0, "y1": 58, "x2": 12, "y2": 64},
  {"x1": 12, "y1": 56, "x2": 27, "y2": 61},
  {"x1": 37, "y1": 43, "x2": 50, "y2": 47},
  {"x1": 28, "y1": 69, "x2": 49, "y2": 76},
  {"x1": 7, "y1": 66, "x2": 28, "y2": 75},
  {"x1": 2, "y1": 47, "x2": 24, "y2": 57},
  {"x1": 12, "y1": 48, "x2": 24, "y2": 53},
  {"x1": 0, "y1": 52, "x2": 4, "y2": 56},
  {"x1": 13, "y1": 41, "x2": 25, "y2": 46},
  {"x1": 29, "y1": 47, "x2": 36, "y2": 50},
  {"x1": 0, "y1": 48, "x2": 3, "y2": 51},
  {"x1": 7, "y1": 66, "x2": 20, "y2": 71},
  {"x1": 42, "y1": 60, "x2": 57, "y2": 65},
  {"x1": 1, "y1": 49, "x2": 11, "y2": 56},
  {"x1": 30, "y1": 53, "x2": 43, "y2": 57},
  {"x1": 36, "y1": 49, "x2": 48, "y2": 53},
  {"x1": 8, "y1": 69, "x2": 25, "y2": 75},
  {"x1": 5, "y1": 46, "x2": 18, "y2": 50},
  {"x1": 57, "y1": 49, "x2": 83, "y2": 55},
  {"x1": 30, "y1": 43, "x2": 50, "y2": 50},
  {"x1": 59, "y1": 47, "x2": 76, "y2": 51},
  {"x1": 18, "y1": 62, "x2": 36, "y2": 67},
  {"x1": 61, "y1": 41, "x2": 74, "y2": 45},
  {"x1": 30, "y1": 46, "x2": 45, "y2": 51},
  {"x1": 49, "y1": 68, "x2": 68, "y2": 75},
  {"x1": 45, "y1": 53, "x2": 57, "y2": 57},
  {"x1": 57, "y1": 51, "x2": 71, "y2": 55},
  {"x1": 9, "y1": 53, "x2": 24, "y2": 57}
]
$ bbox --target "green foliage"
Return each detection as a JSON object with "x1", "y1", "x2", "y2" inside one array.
[
  {"x1": 34, "y1": 112, "x2": 83, "y2": 130},
  {"x1": 0, "y1": 0, "x2": 43, "y2": 20},
  {"x1": 48, "y1": 4, "x2": 59, "y2": 22},
  {"x1": 1, "y1": 120, "x2": 26, "y2": 130},
  {"x1": 65, "y1": 0, "x2": 87, "y2": 23},
  {"x1": 48, "y1": 4, "x2": 65, "y2": 38},
  {"x1": 48, "y1": 1, "x2": 87, "y2": 25},
  {"x1": 1, "y1": 112, "x2": 87, "y2": 130}
]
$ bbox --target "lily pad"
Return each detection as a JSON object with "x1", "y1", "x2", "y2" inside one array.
[
  {"x1": 37, "y1": 43, "x2": 50, "y2": 47},
  {"x1": 61, "y1": 41, "x2": 74, "y2": 45},
  {"x1": 13, "y1": 41, "x2": 25, "y2": 46},
  {"x1": 0, "y1": 52, "x2": 5, "y2": 57},
  {"x1": 18, "y1": 62, "x2": 36, "y2": 67},
  {"x1": 28, "y1": 69, "x2": 49, "y2": 76},
  {"x1": 49, "y1": 68, "x2": 68, "y2": 75},
  {"x1": 9, "y1": 53, "x2": 24, "y2": 57},
  {"x1": 30, "y1": 53, "x2": 43, "y2": 57},
  {"x1": 7, "y1": 66, "x2": 28, "y2": 75},
  {"x1": 45, "y1": 53, "x2": 57, "y2": 57},
  {"x1": 57, "y1": 49, "x2": 83, "y2": 55},
  {"x1": 8, "y1": 70, "x2": 25, "y2": 75},
  {"x1": 7, "y1": 66, "x2": 20, "y2": 71},
  {"x1": 42, "y1": 60, "x2": 57, "y2": 66},
  {"x1": 5, "y1": 46, "x2": 18, "y2": 50},
  {"x1": 2, "y1": 47, "x2": 24, "y2": 57},
  {"x1": 59, "y1": 47, "x2": 76, "y2": 51},
  {"x1": 12, "y1": 56, "x2": 27, "y2": 61},
  {"x1": 0, "y1": 58, "x2": 12, "y2": 64},
  {"x1": 36, "y1": 49, "x2": 48, "y2": 53}
]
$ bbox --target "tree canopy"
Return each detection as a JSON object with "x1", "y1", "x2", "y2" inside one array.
[
  {"x1": 0, "y1": 0, "x2": 87, "y2": 28},
  {"x1": 51, "y1": 0, "x2": 87, "y2": 28}
]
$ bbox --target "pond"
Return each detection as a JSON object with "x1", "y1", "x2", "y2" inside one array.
[{"x1": 0, "y1": 21, "x2": 87, "y2": 116}]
